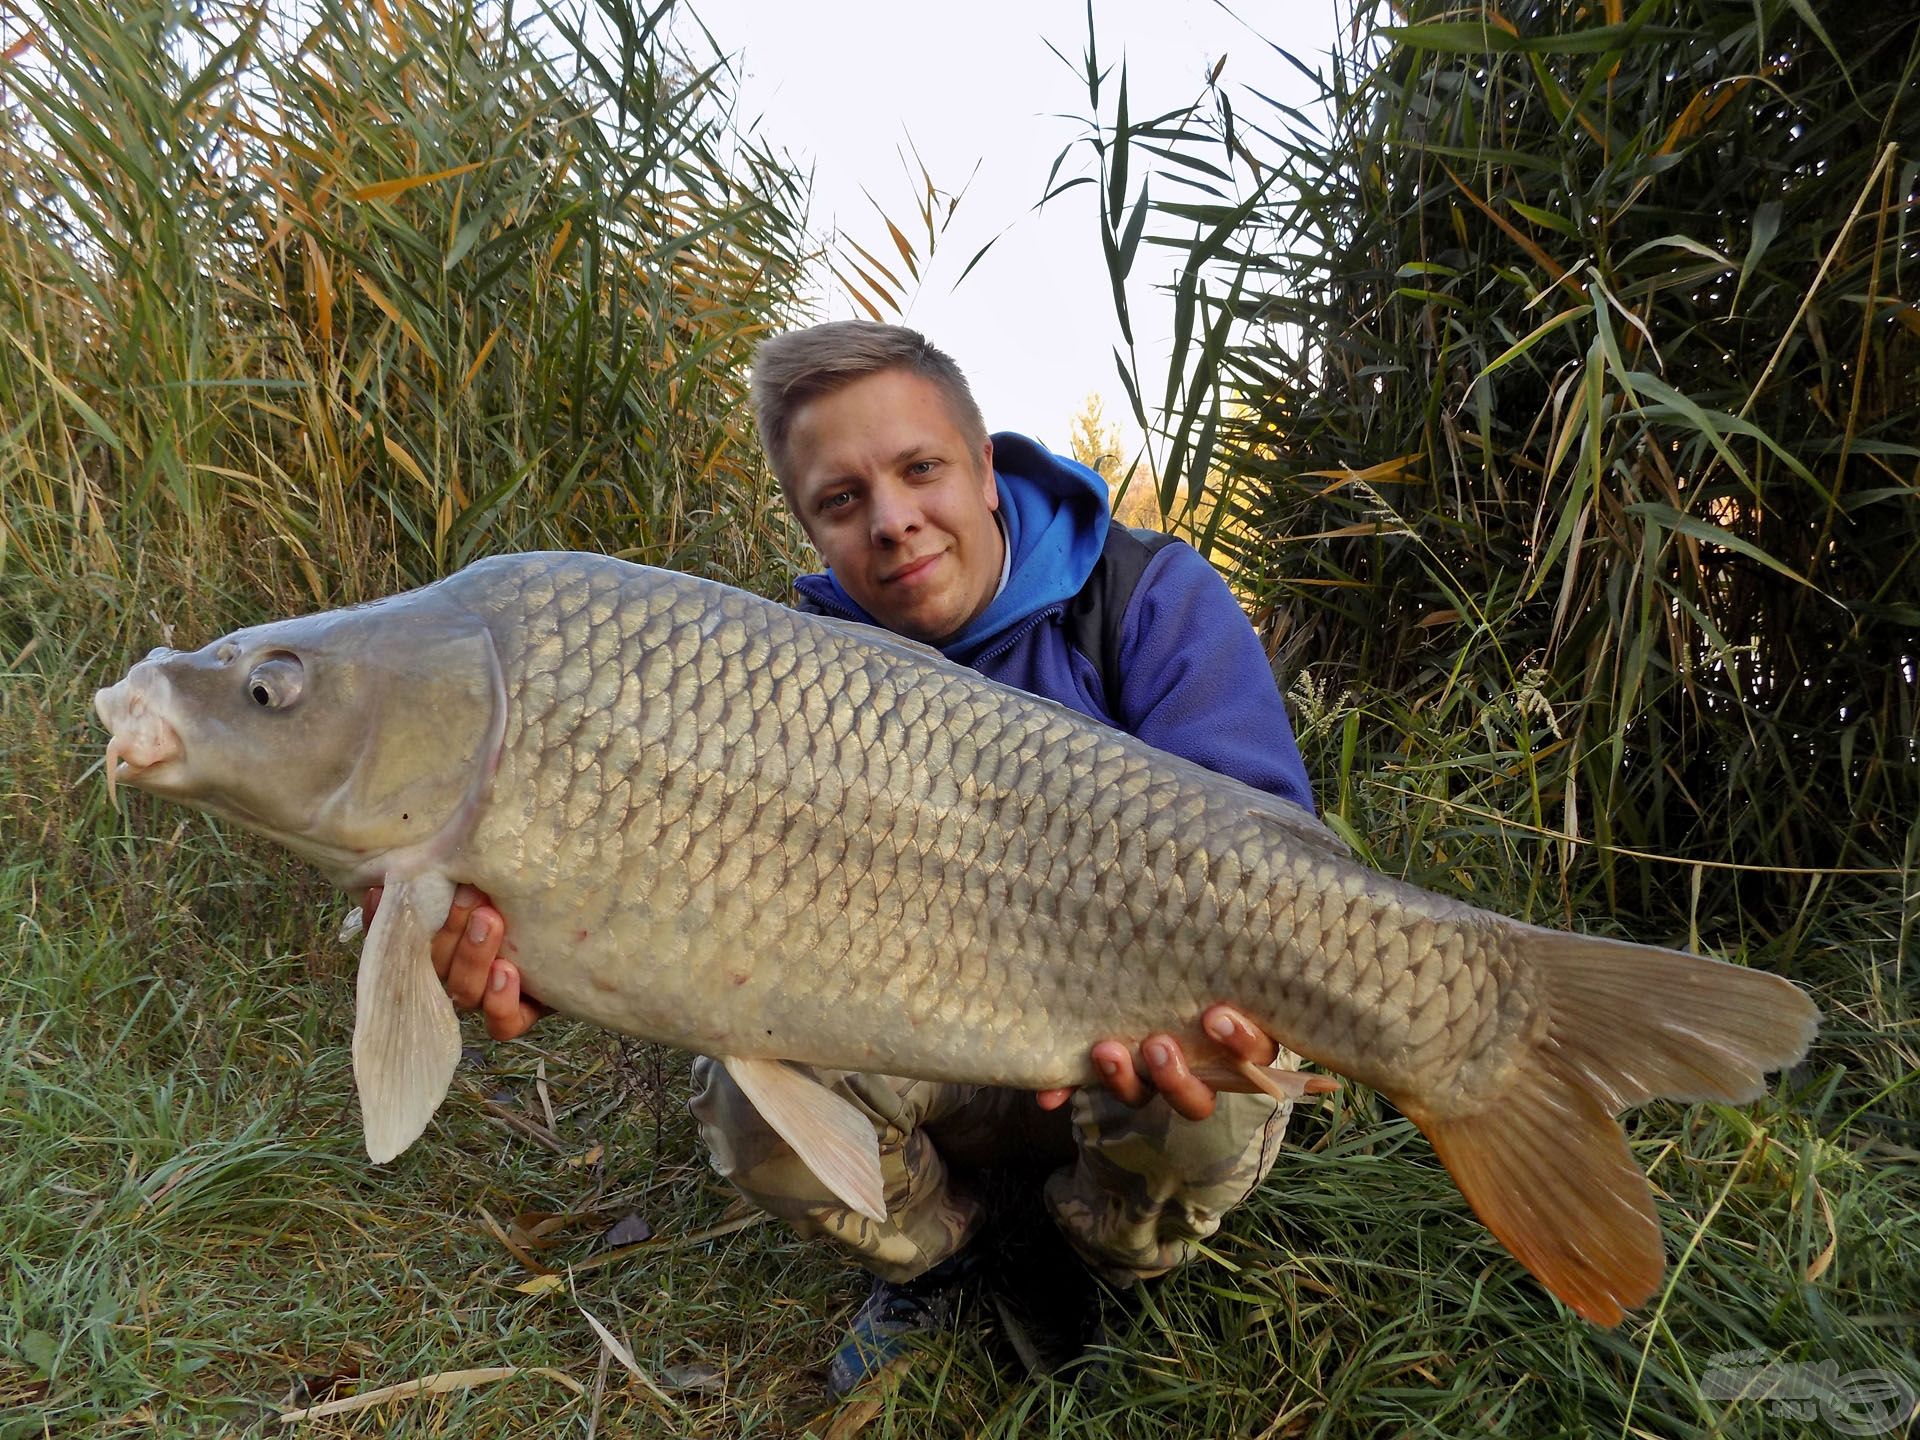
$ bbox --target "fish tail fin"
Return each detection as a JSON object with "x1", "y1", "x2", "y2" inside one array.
[{"x1": 1401, "y1": 929, "x2": 1818, "y2": 1326}]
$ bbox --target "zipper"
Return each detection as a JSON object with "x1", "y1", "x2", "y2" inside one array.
[{"x1": 967, "y1": 605, "x2": 1065, "y2": 667}]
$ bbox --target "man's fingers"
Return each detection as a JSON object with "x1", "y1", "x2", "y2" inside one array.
[
  {"x1": 1201, "y1": 1005, "x2": 1280, "y2": 1067},
  {"x1": 1142, "y1": 1035, "x2": 1216, "y2": 1121},
  {"x1": 428, "y1": 884, "x2": 486, "y2": 981},
  {"x1": 482, "y1": 960, "x2": 544, "y2": 1041},
  {"x1": 1092, "y1": 1041, "x2": 1149, "y2": 1107},
  {"x1": 1034, "y1": 1087, "x2": 1074, "y2": 1112},
  {"x1": 444, "y1": 904, "x2": 503, "y2": 1008}
]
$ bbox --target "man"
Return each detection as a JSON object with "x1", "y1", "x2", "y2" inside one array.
[{"x1": 386, "y1": 322, "x2": 1313, "y2": 1394}]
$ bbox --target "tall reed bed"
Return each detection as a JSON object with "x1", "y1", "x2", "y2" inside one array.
[
  {"x1": 1050, "y1": 2, "x2": 1918, "y2": 1429},
  {"x1": 0, "y1": 0, "x2": 812, "y2": 628},
  {"x1": 1066, "y1": 0, "x2": 1919, "y2": 939}
]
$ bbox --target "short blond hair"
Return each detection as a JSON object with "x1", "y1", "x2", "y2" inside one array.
[{"x1": 751, "y1": 321, "x2": 987, "y2": 485}]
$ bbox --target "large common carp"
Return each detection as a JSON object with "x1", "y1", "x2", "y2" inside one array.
[{"x1": 94, "y1": 552, "x2": 1817, "y2": 1326}]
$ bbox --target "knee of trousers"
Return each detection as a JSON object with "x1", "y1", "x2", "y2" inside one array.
[
  {"x1": 687, "y1": 1054, "x2": 770, "y2": 1184},
  {"x1": 687, "y1": 1056, "x2": 859, "y2": 1225},
  {"x1": 1043, "y1": 1089, "x2": 1295, "y2": 1285},
  {"x1": 685, "y1": 1058, "x2": 960, "y2": 1201},
  {"x1": 685, "y1": 1057, "x2": 983, "y2": 1280}
]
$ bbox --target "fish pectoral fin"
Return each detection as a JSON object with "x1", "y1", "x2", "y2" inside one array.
[
  {"x1": 352, "y1": 873, "x2": 461, "y2": 1164},
  {"x1": 720, "y1": 1056, "x2": 887, "y2": 1222}
]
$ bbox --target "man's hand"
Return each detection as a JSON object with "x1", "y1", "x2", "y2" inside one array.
[
  {"x1": 1035, "y1": 1005, "x2": 1279, "y2": 1121},
  {"x1": 362, "y1": 883, "x2": 546, "y2": 1041}
]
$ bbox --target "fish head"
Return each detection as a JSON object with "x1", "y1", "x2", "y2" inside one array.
[{"x1": 94, "y1": 591, "x2": 503, "y2": 879}]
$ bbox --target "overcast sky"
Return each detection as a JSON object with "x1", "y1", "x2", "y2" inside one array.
[{"x1": 674, "y1": 1, "x2": 1338, "y2": 459}]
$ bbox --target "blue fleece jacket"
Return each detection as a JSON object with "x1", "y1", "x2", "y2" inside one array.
[{"x1": 794, "y1": 433, "x2": 1314, "y2": 813}]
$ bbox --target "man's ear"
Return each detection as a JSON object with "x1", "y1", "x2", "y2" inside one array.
[{"x1": 979, "y1": 435, "x2": 997, "y2": 509}]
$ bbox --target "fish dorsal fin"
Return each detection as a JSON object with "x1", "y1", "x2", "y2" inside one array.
[
  {"x1": 352, "y1": 873, "x2": 462, "y2": 1164},
  {"x1": 810, "y1": 615, "x2": 950, "y2": 668},
  {"x1": 1246, "y1": 796, "x2": 1352, "y2": 860},
  {"x1": 720, "y1": 1056, "x2": 887, "y2": 1221}
]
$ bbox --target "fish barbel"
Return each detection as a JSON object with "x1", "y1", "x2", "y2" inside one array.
[{"x1": 93, "y1": 552, "x2": 1817, "y2": 1325}]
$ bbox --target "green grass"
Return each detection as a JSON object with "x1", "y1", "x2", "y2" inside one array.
[{"x1": 3, "y1": 567, "x2": 1914, "y2": 1439}]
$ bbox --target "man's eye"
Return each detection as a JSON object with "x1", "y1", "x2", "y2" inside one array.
[
  {"x1": 907, "y1": 460, "x2": 936, "y2": 477},
  {"x1": 821, "y1": 491, "x2": 853, "y2": 512}
]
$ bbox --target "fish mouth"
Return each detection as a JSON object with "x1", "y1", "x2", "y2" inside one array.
[{"x1": 95, "y1": 674, "x2": 185, "y2": 805}]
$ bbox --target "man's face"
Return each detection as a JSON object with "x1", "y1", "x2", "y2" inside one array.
[{"x1": 783, "y1": 368, "x2": 1002, "y2": 644}]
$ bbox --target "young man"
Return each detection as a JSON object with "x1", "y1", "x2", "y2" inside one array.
[{"x1": 397, "y1": 322, "x2": 1313, "y2": 1394}]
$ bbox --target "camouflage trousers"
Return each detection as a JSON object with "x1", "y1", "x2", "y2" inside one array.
[{"x1": 688, "y1": 1054, "x2": 1297, "y2": 1286}]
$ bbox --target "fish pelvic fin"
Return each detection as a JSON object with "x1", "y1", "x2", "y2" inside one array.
[
  {"x1": 1405, "y1": 929, "x2": 1818, "y2": 1327},
  {"x1": 720, "y1": 1057, "x2": 887, "y2": 1222},
  {"x1": 352, "y1": 873, "x2": 461, "y2": 1164}
]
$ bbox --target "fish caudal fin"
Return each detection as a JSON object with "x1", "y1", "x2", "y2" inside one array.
[
  {"x1": 352, "y1": 873, "x2": 462, "y2": 1164},
  {"x1": 1404, "y1": 929, "x2": 1819, "y2": 1326}
]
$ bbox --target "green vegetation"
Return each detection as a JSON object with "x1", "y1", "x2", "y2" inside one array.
[
  {"x1": 3, "y1": 0, "x2": 1915, "y2": 1435},
  {"x1": 1058, "y1": 0, "x2": 1919, "y2": 1429},
  {"x1": 0, "y1": 0, "x2": 812, "y2": 598}
]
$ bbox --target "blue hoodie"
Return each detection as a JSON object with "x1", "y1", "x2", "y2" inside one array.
[{"x1": 794, "y1": 432, "x2": 1314, "y2": 812}]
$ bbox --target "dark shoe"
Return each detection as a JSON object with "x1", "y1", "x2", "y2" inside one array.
[
  {"x1": 976, "y1": 1200, "x2": 1109, "y2": 1378},
  {"x1": 825, "y1": 1251, "x2": 975, "y2": 1399}
]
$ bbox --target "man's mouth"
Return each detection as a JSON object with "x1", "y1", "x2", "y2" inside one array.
[{"x1": 881, "y1": 552, "x2": 944, "y2": 585}]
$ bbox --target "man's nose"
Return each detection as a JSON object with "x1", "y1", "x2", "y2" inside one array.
[{"x1": 867, "y1": 482, "x2": 921, "y2": 542}]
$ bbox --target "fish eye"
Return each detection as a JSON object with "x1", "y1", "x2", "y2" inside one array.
[{"x1": 247, "y1": 654, "x2": 304, "y2": 710}]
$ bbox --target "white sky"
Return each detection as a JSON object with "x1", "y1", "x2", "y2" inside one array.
[{"x1": 675, "y1": 1, "x2": 1338, "y2": 460}]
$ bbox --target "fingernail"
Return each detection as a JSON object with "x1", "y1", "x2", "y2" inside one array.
[
  {"x1": 467, "y1": 914, "x2": 490, "y2": 944},
  {"x1": 1206, "y1": 1012, "x2": 1237, "y2": 1040},
  {"x1": 1098, "y1": 1057, "x2": 1120, "y2": 1078},
  {"x1": 489, "y1": 965, "x2": 508, "y2": 994},
  {"x1": 1145, "y1": 1041, "x2": 1170, "y2": 1068}
]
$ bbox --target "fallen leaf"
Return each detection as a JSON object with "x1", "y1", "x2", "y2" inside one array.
[
  {"x1": 285, "y1": 1359, "x2": 361, "y2": 1408},
  {"x1": 575, "y1": 1301, "x2": 687, "y2": 1421},
  {"x1": 1806, "y1": 1177, "x2": 1838, "y2": 1282},
  {"x1": 536, "y1": 1060, "x2": 558, "y2": 1133},
  {"x1": 659, "y1": 1362, "x2": 724, "y2": 1393},
  {"x1": 478, "y1": 1202, "x2": 552, "y2": 1274},
  {"x1": 599, "y1": 1213, "x2": 652, "y2": 1250},
  {"x1": 277, "y1": 1365, "x2": 582, "y2": 1423},
  {"x1": 511, "y1": 1209, "x2": 586, "y2": 1247},
  {"x1": 823, "y1": 1392, "x2": 885, "y2": 1438}
]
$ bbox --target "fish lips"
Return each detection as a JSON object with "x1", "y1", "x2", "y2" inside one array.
[{"x1": 95, "y1": 665, "x2": 187, "y2": 804}]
